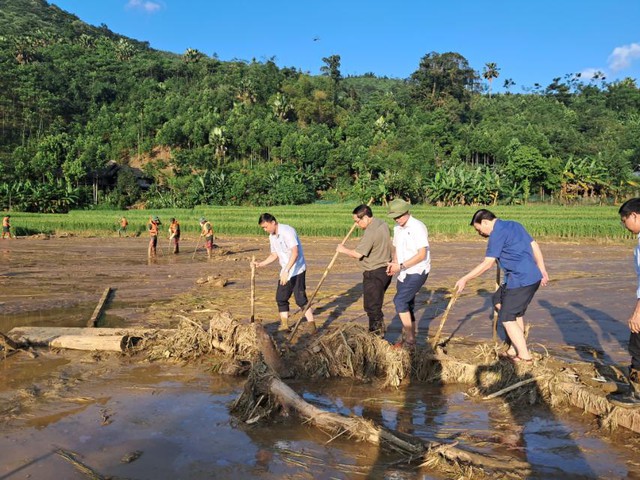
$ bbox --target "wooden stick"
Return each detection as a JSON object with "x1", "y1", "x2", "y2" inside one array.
[
  {"x1": 482, "y1": 377, "x2": 541, "y2": 400},
  {"x1": 250, "y1": 255, "x2": 257, "y2": 323},
  {"x1": 191, "y1": 235, "x2": 201, "y2": 260},
  {"x1": 1, "y1": 331, "x2": 18, "y2": 351},
  {"x1": 492, "y1": 263, "x2": 501, "y2": 343},
  {"x1": 430, "y1": 291, "x2": 458, "y2": 348},
  {"x1": 87, "y1": 287, "x2": 112, "y2": 327},
  {"x1": 288, "y1": 198, "x2": 374, "y2": 341}
]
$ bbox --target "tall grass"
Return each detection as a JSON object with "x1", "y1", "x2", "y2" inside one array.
[{"x1": 3, "y1": 204, "x2": 632, "y2": 241}]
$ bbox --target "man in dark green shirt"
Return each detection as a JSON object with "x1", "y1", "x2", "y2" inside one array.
[{"x1": 336, "y1": 204, "x2": 392, "y2": 335}]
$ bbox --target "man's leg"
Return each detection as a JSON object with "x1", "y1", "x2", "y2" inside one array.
[
  {"x1": 503, "y1": 320, "x2": 532, "y2": 360},
  {"x1": 276, "y1": 280, "x2": 294, "y2": 330},
  {"x1": 292, "y1": 272, "x2": 315, "y2": 328}
]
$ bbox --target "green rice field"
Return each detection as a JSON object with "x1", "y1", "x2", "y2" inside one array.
[{"x1": 2, "y1": 204, "x2": 633, "y2": 241}]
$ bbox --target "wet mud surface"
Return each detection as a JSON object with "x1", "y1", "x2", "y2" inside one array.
[{"x1": 1, "y1": 235, "x2": 639, "y2": 478}]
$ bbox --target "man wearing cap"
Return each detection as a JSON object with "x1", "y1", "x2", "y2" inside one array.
[
  {"x1": 336, "y1": 204, "x2": 392, "y2": 336},
  {"x1": 169, "y1": 217, "x2": 180, "y2": 254},
  {"x1": 2, "y1": 215, "x2": 12, "y2": 239},
  {"x1": 252, "y1": 213, "x2": 316, "y2": 333},
  {"x1": 199, "y1": 217, "x2": 214, "y2": 258},
  {"x1": 386, "y1": 199, "x2": 430, "y2": 348},
  {"x1": 148, "y1": 216, "x2": 161, "y2": 257},
  {"x1": 454, "y1": 209, "x2": 548, "y2": 364}
]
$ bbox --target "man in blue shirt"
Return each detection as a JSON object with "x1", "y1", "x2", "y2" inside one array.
[{"x1": 454, "y1": 209, "x2": 549, "y2": 363}]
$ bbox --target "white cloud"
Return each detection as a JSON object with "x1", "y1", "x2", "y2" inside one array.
[
  {"x1": 608, "y1": 43, "x2": 640, "y2": 72},
  {"x1": 577, "y1": 68, "x2": 601, "y2": 80},
  {"x1": 126, "y1": 0, "x2": 162, "y2": 13}
]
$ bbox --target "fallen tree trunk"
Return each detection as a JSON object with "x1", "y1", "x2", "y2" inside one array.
[
  {"x1": 1, "y1": 331, "x2": 19, "y2": 351},
  {"x1": 8, "y1": 326, "x2": 173, "y2": 347},
  {"x1": 237, "y1": 363, "x2": 531, "y2": 475},
  {"x1": 50, "y1": 334, "x2": 132, "y2": 352}
]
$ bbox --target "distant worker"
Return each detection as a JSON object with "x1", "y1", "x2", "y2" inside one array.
[
  {"x1": 336, "y1": 204, "x2": 392, "y2": 336},
  {"x1": 148, "y1": 216, "x2": 161, "y2": 257},
  {"x1": 199, "y1": 217, "x2": 215, "y2": 258},
  {"x1": 454, "y1": 209, "x2": 549, "y2": 364},
  {"x1": 169, "y1": 217, "x2": 181, "y2": 254},
  {"x1": 252, "y1": 213, "x2": 316, "y2": 333},
  {"x1": 2, "y1": 215, "x2": 12, "y2": 239},
  {"x1": 118, "y1": 216, "x2": 128, "y2": 237},
  {"x1": 386, "y1": 199, "x2": 431, "y2": 349}
]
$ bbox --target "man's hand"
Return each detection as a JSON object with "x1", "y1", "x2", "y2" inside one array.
[
  {"x1": 279, "y1": 270, "x2": 289, "y2": 286},
  {"x1": 540, "y1": 270, "x2": 549, "y2": 287},
  {"x1": 336, "y1": 244, "x2": 348, "y2": 254},
  {"x1": 386, "y1": 262, "x2": 400, "y2": 276},
  {"x1": 454, "y1": 277, "x2": 467, "y2": 294},
  {"x1": 630, "y1": 313, "x2": 640, "y2": 334}
]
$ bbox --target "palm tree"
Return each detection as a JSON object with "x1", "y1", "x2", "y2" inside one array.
[{"x1": 482, "y1": 62, "x2": 500, "y2": 98}]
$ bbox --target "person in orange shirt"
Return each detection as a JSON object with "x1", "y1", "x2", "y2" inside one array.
[
  {"x1": 199, "y1": 217, "x2": 215, "y2": 258},
  {"x1": 118, "y1": 216, "x2": 128, "y2": 237},
  {"x1": 148, "y1": 216, "x2": 161, "y2": 257},
  {"x1": 169, "y1": 218, "x2": 180, "y2": 254},
  {"x1": 2, "y1": 215, "x2": 12, "y2": 239}
]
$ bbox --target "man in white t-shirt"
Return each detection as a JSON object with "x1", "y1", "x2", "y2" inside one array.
[
  {"x1": 386, "y1": 199, "x2": 430, "y2": 348},
  {"x1": 253, "y1": 213, "x2": 316, "y2": 332}
]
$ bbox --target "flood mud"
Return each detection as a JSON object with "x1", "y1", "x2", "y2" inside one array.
[{"x1": 1, "y1": 235, "x2": 639, "y2": 479}]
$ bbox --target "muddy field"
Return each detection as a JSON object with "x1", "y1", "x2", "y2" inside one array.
[{"x1": 1, "y1": 234, "x2": 639, "y2": 479}]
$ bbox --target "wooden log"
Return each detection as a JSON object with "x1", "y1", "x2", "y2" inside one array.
[
  {"x1": 88, "y1": 287, "x2": 113, "y2": 327},
  {"x1": 8, "y1": 326, "x2": 174, "y2": 346},
  {"x1": 262, "y1": 373, "x2": 531, "y2": 473},
  {"x1": 1, "y1": 331, "x2": 19, "y2": 351},
  {"x1": 254, "y1": 323, "x2": 290, "y2": 378},
  {"x1": 50, "y1": 335, "x2": 130, "y2": 352}
]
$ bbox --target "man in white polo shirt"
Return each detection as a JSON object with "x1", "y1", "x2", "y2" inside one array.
[
  {"x1": 253, "y1": 213, "x2": 316, "y2": 332},
  {"x1": 386, "y1": 199, "x2": 430, "y2": 348}
]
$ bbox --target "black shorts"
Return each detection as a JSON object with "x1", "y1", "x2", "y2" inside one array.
[
  {"x1": 494, "y1": 281, "x2": 540, "y2": 323},
  {"x1": 275, "y1": 271, "x2": 308, "y2": 313}
]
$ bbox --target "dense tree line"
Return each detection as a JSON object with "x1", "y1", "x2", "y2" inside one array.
[{"x1": 1, "y1": 0, "x2": 640, "y2": 213}]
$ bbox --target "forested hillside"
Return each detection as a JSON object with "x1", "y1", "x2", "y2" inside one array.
[{"x1": 2, "y1": 0, "x2": 640, "y2": 212}]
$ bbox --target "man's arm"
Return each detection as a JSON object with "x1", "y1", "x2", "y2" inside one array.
[
  {"x1": 630, "y1": 299, "x2": 640, "y2": 334},
  {"x1": 387, "y1": 247, "x2": 427, "y2": 275},
  {"x1": 454, "y1": 257, "x2": 497, "y2": 293},
  {"x1": 531, "y1": 240, "x2": 549, "y2": 286},
  {"x1": 336, "y1": 244, "x2": 364, "y2": 259}
]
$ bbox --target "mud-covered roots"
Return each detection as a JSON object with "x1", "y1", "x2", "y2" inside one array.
[
  {"x1": 294, "y1": 323, "x2": 410, "y2": 387},
  {"x1": 142, "y1": 311, "x2": 259, "y2": 362}
]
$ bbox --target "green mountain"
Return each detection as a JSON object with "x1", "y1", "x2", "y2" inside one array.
[{"x1": 1, "y1": 0, "x2": 639, "y2": 212}]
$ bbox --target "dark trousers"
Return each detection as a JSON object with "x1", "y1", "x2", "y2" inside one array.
[
  {"x1": 630, "y1": 331, "x2": 640, "y2": 372},
  {"x1": 276, "y1": 271, "x2": 308, "y2": 313},
  {"x1": 363, "y1": 267, "x2": 392, "y2": 330}
]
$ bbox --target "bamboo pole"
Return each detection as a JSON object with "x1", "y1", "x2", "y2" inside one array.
[
  {"x1": 191, "y1": 235, "x2": 202, "y2": 260},
  {"x1": 250, "y1": 255, "x2": 257, "y2": 323},
  {"x1": 492, "y1": 264, "x2": 501, "y2": 343},
  {"x1": 288, "y1": 198, "x2": 373, "y2": 341},
  {"x1": 430, "y1": 291, "x2": 458, "y2": 348}
]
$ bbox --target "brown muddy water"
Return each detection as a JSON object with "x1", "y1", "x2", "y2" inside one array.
[{"x1": 1, "y1": 235, "x2": 640, "y2": 479}]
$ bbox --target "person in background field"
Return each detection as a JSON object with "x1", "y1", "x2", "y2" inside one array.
[
  {"x1": 386, "y1": 199, "x2": 431, "y2": 349},
  {"x1": 252, "y1": 213, "x2": 316, "y2": 333},
  {"x1": 610, "y1": 198, "x2": 640, "y2": 407},
  {"x1": 2, "y1": 215, "x2": 12, "y2": 239},
  {"x1": 199, "y1": 217, "x2": 214, "y2": 258},
  {"x1": 169, "y1": 217, "x2": 180, "y2": 254},
  {"x1": 336, "y1": 204, "x2": 392, "y2": 336},
  {"x1": 148, "y1": 216, "x2": 161, "y2": 257},
  {"x1": 118, "y1": 216, "x2": 128, "y2": 237},
  {"x1": 454, "y1": 209, "x2": 549, "y2": 364}
]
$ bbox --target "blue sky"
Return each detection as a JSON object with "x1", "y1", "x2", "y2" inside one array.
[{"x1": 51, "y1": 0, "x2": 640, "y2": 92}]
